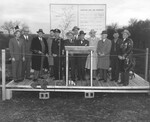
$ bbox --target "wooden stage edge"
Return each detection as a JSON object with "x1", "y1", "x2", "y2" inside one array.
[
  {"x1": 4, "y1": 74, "x2": 150, "y2": 92},
  {"x1": 1, "y1": 74, "x2": 150, "y2": 100}
]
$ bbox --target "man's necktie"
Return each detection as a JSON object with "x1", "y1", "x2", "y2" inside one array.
[{"x1": 17, "y1": 39, "x2": 20, "y2": 46}]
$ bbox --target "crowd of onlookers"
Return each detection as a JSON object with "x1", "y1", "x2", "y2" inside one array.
[{"x1": 8, "y1": 25, "x2": 134, "y2": 86}]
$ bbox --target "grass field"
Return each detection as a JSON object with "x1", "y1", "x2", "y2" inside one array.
[{"x1": 0, "y1": 91, "x2": 150, "y2": 122}]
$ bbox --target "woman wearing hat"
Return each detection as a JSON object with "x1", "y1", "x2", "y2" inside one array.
[
  {"x1": 118, "y1": 29, "x2": 133, "y2": 86},
  {"x1": 85, "y1": 29, "x2": 99, "y2": 80},
  {"x1": 31, "y1": 29, "x2": 49, "y2": 81}
]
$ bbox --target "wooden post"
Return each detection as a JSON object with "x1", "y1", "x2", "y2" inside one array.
[
  {"x1": 2, "y1": 49, "x2": 6, "y2": 101},
  {"x1": 145, "y1": 48, "x2": 149, "y2": 81},
  {"x1": 66, "y1": 50, "x2": 68, "y2": 86},
  {"x1": 90, "y1": 50, "x2": 93, "y2": 87}
]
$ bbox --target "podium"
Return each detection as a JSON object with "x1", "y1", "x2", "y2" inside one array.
[{"x1": 65, "y1": 46, "x2": 95, "y2": 86}]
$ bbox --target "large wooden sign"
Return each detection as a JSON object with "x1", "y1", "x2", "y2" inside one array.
[{"x1": 50, "y1": 4, "x2": 106, "y2": 37}]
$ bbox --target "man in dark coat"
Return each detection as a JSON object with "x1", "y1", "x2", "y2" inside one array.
[
  {"x1": 64, "y1": 30, "x2": 77, "y2": 82},
  {"x1": 72, "y1": 26, "x2": 80, "y2": 78},
  {"x1": 76, "y1": 31, "x2": 89, "y2": 81},
  {"x1": 31, "y1": 29, "x2": 49, "y2": 81},
  {"x1": 72, "y1": 26, "x2": 80, "y2": 41},
  {"x1": 21, "y1": 27, "x2": 32, "y2": 80},
  {"x1": 47, "y1": 29, "x2": 55, "y2": 77},
  {"x1": 118, "y1": 29, "x2": 133, "y2": 86},
  {"x1": 51, "y1": 29, "x2": 64, "y2": 80},
  {"x1": 110, "y1": 30, "x2": 122, "y2": 82},
  {"x1": 9, "y1": 26, "x2": 25, "y2": 82}
]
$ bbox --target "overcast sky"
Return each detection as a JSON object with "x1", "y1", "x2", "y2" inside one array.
[{"x1": 1, "y1": 0, "x2": 150, "y2": 33}]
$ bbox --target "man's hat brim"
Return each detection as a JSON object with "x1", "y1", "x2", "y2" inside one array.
[
  {"x1": 101, "y1": 31, "x2": 107, "y2": 34},
  {"x1": 72, "y1": 26, "x2": 80, "y2": 31},
  {"x1": 37, "y1": 31, "x2": 44, "y2": 34},
  {"x1": 14, "y1": 29, "x2": 21, "y2": 34},
  {"x1": 122, "y1": 30, "x2": 131, "y2": 36}
]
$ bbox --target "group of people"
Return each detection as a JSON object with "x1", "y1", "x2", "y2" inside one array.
[{"x1": 9, "y1": 25, "x2": 133, "y2": 86}]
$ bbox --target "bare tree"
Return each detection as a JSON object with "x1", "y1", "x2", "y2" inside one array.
[
  {"x1": 1, "y1": 21, "x2": 14, "y2": 35},
  {"x1": 58, "y1": 6, "x2": 75, "y2": 38},
  {"x1": 1, "y1": 20, "x2": 29, "y2": 35}
]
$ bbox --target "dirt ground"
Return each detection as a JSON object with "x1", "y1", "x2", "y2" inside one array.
[{"x1": 0, "y1": 91, "x2": 150, "y2": 122}]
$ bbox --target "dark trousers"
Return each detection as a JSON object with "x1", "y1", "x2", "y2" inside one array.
[
  {"x1": 119, "y1": 59, "x2": 129, "y2": 85},
  {"x1": 69, "y1": 57, "x2": 76, "y2": 81},
  {"x1": 121, "y1": 72, "x2": 129, "y2": 85},
  {"x1": 22, "y1": 57, "x2": 31, "y2": 78},
  {"x1": 53, "y1": 57, "x2": 63, "y2": 80},
  {"x1": 12, "y1": 60, "x2": 22, "y2": 80},
  {"x1": 99, "y1": 69, "x2": 107, "y2": 81},
  {"x1": 64, "y1": 56, "x2": 76, "y2": 81},
  {"x1": 77, "y1": 56, "x2": 87, "y2": 80},
  {"x1": 111, "y1": 57, "x2": 119, "y2": 81}
]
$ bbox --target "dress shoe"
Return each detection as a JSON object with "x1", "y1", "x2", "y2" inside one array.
[
  {"x1": 117, "y1": 82, "x2": 123, "y2": 85},
  {"x1": 123, "y1": 83, "x2": 129, "y2": 86},
  {"x1": 98, "y1": 78, "x2": 104, "y2": 81},
  {"x1": 110, "y1": 79, "x2": 115, "y2": 81},
  {"x1": 103, "y1": 80, "x2": 107, "y2": 82},
  {"x1": 33, "y1": 79, "x2": 38, "y2": 82},
  {"x1": 115, "y1": 80, "x2": 118, "y2": 82},
  {"x1": 26, "y1": 77, "x2": 32, "y2": 80},
  {"x1": 93, "y1": 78, "x2": 96, "y2": 80},
  {"x1": 14, "y1": 79, "x2": 20, "y2": 83},
  {"x1": 39, "y1": 76, "x2": 44, "y2": 79}
]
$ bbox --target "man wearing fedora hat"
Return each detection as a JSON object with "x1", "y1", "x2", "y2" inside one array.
[
  {"x1": 51, "y1": 29, "x2": 64, "y2": 80},
  {"x1": 64, "y1": 30, "x2": 77, "y2": 82},
  {"x1": 9, "y1": 25, "x2": 25, "y2": 82},
  {"x1": 110, "y1": 30, "x2": 122, "y2": 82},
  {"x1": 72, "y1": 26, "x2": 80, "y2": 40},
  {"x1": 76, "y1": 30, "x2": 89, "y2": 81},
  {"x1": 31, "y1": 29, "x2": 49, "y2": 81},
  {"x1": 118, "y1": 29, "x2": 133, "y2": 86},
  {"x1": 21, "y1": 27, "x2": 33, "y2": 80},
  {"x1": 97, "y1": 30, "x2": 112, "y2": 82},
  {"x1": 72, "y1": 26, "x2": 80, "y2": 78}
]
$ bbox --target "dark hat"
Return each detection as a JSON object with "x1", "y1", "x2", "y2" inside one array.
[
  {"x1": 79, "y1": 30, "x2": 86, "y2": 35},
  {"x1": 14, "y1": 25, "x2": 20, "y2": 34},
  {"x1": 89, "y1": 29, "x2": 97, "y2": 34},
  {"x1": 72, "y1": 26, "x2": 80, "y2": 31},
  {"x1": 101, "y1": 30, "x2": 107, "y2": 34},
  {"x1": 122, "y1": 29, "x2": 131, "y2": 36},
  {"x1": 50, "y1": 29, "x2": 55, "y2": 32},
  {"x1": 113, "y1": 30, "x2": 118, "y2": 34},
  {"x1": 54, "y1": 29, "x2": 61, "y2": 33},
  {"x1": 15, "y1": 25, "x2": 19, "y2": 30},
  {"x1": 37, "y1": 29, "x2": 44, "y2": 34},
  {"x1": 66, "y1": 30, "x2": 74, "y2": 36}
]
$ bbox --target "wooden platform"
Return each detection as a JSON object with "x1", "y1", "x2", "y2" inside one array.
[
  {"x1": 6, "y1": 74, "x2": 149, "y2": 91},
  {"x1": 1, "y1": 74, "x2": 149, "y2": 100}
]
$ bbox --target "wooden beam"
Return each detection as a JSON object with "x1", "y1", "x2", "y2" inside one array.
[{"x1": 2, "y1": 49, "x2": 6, "y2": 101}]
